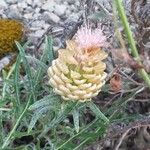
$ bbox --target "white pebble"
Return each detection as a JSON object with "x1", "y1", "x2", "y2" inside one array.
[
  {"x1": 41, "y1": 1, "x2": 56, "y2": 11},
  {"x1": 43, "y1": 12, "x2": 60, "y2": 23},
  {"x1": 54, "y1": 4, "x2": 67, "y2": 16},
  {"x1": 26, "y1": 0, "x2": 33, "y2": 5},
  {"x1": 7, "y1": 5, "x2": 22, "y2": 19},
  {"x1": 0, "y1": 0, "x2": 7, "y2": 9},
  {"x1": 5, "y1": 0, "x2": 17, "y2": 4},
  {"x1": 34, "y1": 30, "x2": 45, "y2": 38},
  {"x1": 24, "y1": 13, "x2": 33, "y2": 19},
  {"x1": 31, "y1": 20, "x2": 46, "y2": 28},
  {"x1": 18, "y1": 2, "x2": 27, "y2": 9}
]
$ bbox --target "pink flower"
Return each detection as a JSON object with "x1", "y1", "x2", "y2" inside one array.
[{"x1": 75, "y1": 26, "x2": 107, "y2": 52}]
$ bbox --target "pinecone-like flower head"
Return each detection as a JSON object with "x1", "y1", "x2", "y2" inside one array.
[{"x1": 48, "y1": 26, "x2": 108, "y2": 102}]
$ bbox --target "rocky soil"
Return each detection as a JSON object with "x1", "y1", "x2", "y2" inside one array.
[{"x1": 0, "y1": 0, "x2": 82, "y2": 53}]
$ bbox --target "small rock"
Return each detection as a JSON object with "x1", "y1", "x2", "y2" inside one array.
[
  {"x1": 18, "y1": 2, "x2": 27, "y2": 9},
  {"x1": 0, "y1": 10, "x2": 7, "y2": 18},
  {"x1": 63, "y1": 1, "x2": 68, "y2": 6},
  {"x1": 67, "y1": 0, "x2": 75, "y2": 5},
  {"x1": 34, "y1": 30, "x2": 45, "y2": 38},
  {"x1": 28, "y1": 33, "x2": 39, "y2": 44},
  {"x1": 7, "y1": 5, "x2": 22, "y2": 19},
  {"x1": 43, "y1": 12, "x2": 60, "y2": 23},
  {"x1": 0, "y1": 9, "x2": 4, "y2": 15},
  {"x1": 41, "y1": 23, "x2": 50, "y2": 30},
  {"x1": 5, "y1": 0, "x2": 17, "y2": 4},
  {"x1": 54, "y1": 4, "x2": 67, "y2": 16},
  {"x1": 26, "y1": 0, "x2": 33, "y2": 5},
  {"x1": 75, "y1": 1, "x2": 80, "y2": 6},
  {"x1": 31, "y1": 20, "x2": 46, "y2": 28},
  {"x1": 41, "y1": 1, "x2": 56, "y2": 11},
  {"x1": 32, "y1": 13, "x2": 41, "y2": 20},
  {"x1": 35, "y1": 7, "x2": 41, "y2": 13},
  {"x1": 65, "y1": 9, "x2": 71, "y2": 16},
  {"x1": 30, "y1": 27, "x2": 40, "y2": 31},
  {"x1": 70, "y1": 4, "x2": 76, "y2": 12},
  {"x1": 0, "y1": 0, "x2": 7, "y2": 9},
  {"x1": 65, "y1": 13, "x2": 80, "y2": 22},
  {"x1": 33, "y1": 0, "x2": 42, "y2": 8},
  {"x1": 0, "y1": 57, "x2": 10, "y2": 71},
  {"x1": 24, "y1": 13, "x2": 33, "y2": 19},
  {"x1": 24, "y1": 6, "x2": 33, "y2": 13}
]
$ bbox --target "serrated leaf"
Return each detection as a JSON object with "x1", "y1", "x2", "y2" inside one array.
[
  {"x1": 34, "y1": 36, "x2": 53, "y2": 89},
  {"x1": 42, "y1": 102, "x2": 79, "y2": 136},
  {"x1": 28, "y1": 106, "x2": 50, "y2": 133},
  {"x1": 87, "y1": 102, "x2": 109, "y2": 123},
  {"x1": 15, "y1": 42, "x2": 36, "y2": 102},
  {"x1": 14, "y1": 55, "x2": 21, "y2": 107},
  {"x1": 45, "y1": 36, "x2": 54, "y2": 63},
  {"x1": 29, "y1": 94, "x2": 60, "y2": 111},
  {"x1": 72, "y1": 108, "x2": 80, "y2": 133}
]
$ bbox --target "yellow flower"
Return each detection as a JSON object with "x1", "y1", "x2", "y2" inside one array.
[
  {"x1": 0, "y1": 19, "x2": 24, "y2": 58},
  {"x1": 48, "y1": 26, "x2": 108, "y2": 102}
]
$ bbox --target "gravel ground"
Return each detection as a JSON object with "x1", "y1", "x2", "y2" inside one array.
[{"x1": 0, "y1": 0, "x2": 82, "y2": 53}]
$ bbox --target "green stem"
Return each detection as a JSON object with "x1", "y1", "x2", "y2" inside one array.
[{"x1": 115, "y1": 0, "x2": 150, "y2": 88}]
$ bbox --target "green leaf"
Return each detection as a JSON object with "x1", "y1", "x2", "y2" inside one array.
[
  {"x1": 34, "y1": 36, "x2": 53, "y2": 89},
  {"x1": 15, "y1": 42, "x2": 36, "y2": 102},
  {"x1": 56, "y1": 119, "x2": 99, "y2": 150},
  {"x1": 87, "y1": 102, "x2": 109, "y2": 123},
  {"x1": 29, "y1": 94, "x2": 60, "y2": 111},
  {"x1": 42, "y1": 101, "x2": 79, "y2": 136},
  {"x1": 26, "y1": 56, "x2": 48, "y2": 71},
  {"x1": 28, "y1": 94, "x2": 60, "y2": 132},
  {"x1": 28, "y1": 106, "x2": 50, "y2": 133},
  {"x1": 45, "y1": 36, "x2": 54, "y2": 62},
  {"x1": 14, "y1": 55, "x2": 21, "y2": 106},
  {"x1": 72, "y1": 108, "x2": 80, "y2": 133}
]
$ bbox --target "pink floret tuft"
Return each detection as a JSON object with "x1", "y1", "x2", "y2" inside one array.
[{"x1": 75, "y1": 26, "x2": 107, "y2": 50}]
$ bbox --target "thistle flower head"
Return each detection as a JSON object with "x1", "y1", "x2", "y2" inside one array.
[{"x1": 48, "y1": 25, "x2": 108, "y2": 102}]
